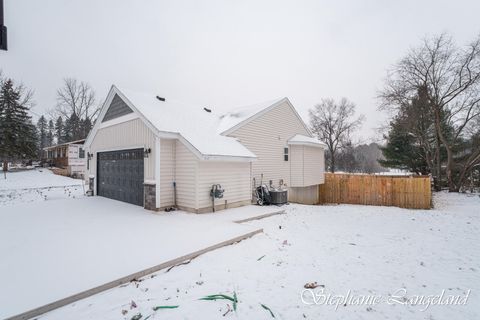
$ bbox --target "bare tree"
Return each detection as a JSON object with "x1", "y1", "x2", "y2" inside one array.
[
  {"x1": 54, "y1": 78, "x2": 98, "y2": 121},
  {"x1": 309, "y1": 98, "x2": 365, "y2": 172},
  {"x1": 379, "y1": 33, "x2": 480, "y2": 191},
  {"x1": 354, "y1": 143, "x2": 386, "y2": 173}
]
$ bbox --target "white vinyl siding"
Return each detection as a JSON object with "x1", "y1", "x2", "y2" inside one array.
[
  {"x1": 87, "y1": 118, "x2": 156, "y2": 181},
  {"x1": 160, "y1": 139, "x2": 175, "y2": 207},
  {"x1": 67, "y1": 144, "x2": 87, "y2": 166},
  {"x1": 162, "y1": 140, "x2": 251, "y2": 211},
  {"x1": 304, "y1": 146, "x2": 325, "y2": 186},
  {"x1": 196, "y1": 161, "x2": 251, "y2": 209},
  {"x1": 174, "y1": 140, "x2": 198, "y2": 210},
  {"x1": 88, "y1": 120, "x2": 251, "y2": 211},
  {"x1": 289, "y1": 145, "x2": 304, "y2": 187},
  {"x1": 290, "y1": 145, "x2": 325, "y2": 187},
  {"x1": 227, "y1": 101, "x2": 310, "y2": 188}
]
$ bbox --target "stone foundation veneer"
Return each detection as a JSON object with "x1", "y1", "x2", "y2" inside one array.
[
  {"x1": 88, "y1": 177, "x2": 95, "y2": 195},
  {"x1": 143, "y1": 183, "x2": 156, "y2": 211}
]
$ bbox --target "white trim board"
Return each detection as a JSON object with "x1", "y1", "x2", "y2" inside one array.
[
  {"x1": 288, "y1": 141, "x2": 326, "y2": 148},
  {"x1": 84, "y1": 87, "x2": 117, "y2": 147},
  {"x1": 155, "y1": 137, "x2": 161, "y2": 208},
  {"x1": 94, "y1": 145, "x2": 146, "y2": 153},
  {"x1": 98, "y1": 113, "x2": 139, "y2": 129}
]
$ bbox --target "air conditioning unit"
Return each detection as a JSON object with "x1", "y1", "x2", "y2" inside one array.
[{"x1": 269, "y1": 190, "x2": 287, "y2": 205}]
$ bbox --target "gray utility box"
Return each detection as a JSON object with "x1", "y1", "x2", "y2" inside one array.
[{"x1": 270, "y1": 190, "x2": 288, "y2": 205}]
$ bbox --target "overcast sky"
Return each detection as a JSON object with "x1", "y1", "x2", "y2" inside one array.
[{"x1": 1, "y1": 0, "x2": 479, "y2": 141}]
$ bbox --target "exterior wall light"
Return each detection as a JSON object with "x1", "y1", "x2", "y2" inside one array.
[
  {"x1": 144, "y1": 148, "x2": 151, "y2": 158},
  {"x1": 86, "y1": 152, "x2": 93, "y2": 170}
]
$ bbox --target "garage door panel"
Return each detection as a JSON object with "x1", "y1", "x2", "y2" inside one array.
[{"x1": 97, "y1": 149, "x2": 144, "y2": 206}]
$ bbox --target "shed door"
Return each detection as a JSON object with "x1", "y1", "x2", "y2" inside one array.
[{"x1": 97, "y1": 149, "x2": 144, "y2": 206}]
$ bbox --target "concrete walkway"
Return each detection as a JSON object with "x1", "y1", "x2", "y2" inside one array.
[{"x1": 0, "y1": 197, "x2": 284, "y2": 320}]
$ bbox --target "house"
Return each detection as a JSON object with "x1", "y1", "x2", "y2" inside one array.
[
  {"x1": 44, "y1": 139, "x2": 86, "y2": 177},
  {"x1": 84, "y1": 85, "x2": 325, "y2": 212}
]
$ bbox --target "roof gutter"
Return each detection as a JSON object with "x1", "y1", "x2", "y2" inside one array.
[
  {"x1": 202, "y1": 154, "x2": 257, "y2": 162},
  {"x1": 288, "y1": 141, "x2": 326, "y2": 148},
  {"x1": 154, "y1": 130, "x2": 256, "y2": 162}
]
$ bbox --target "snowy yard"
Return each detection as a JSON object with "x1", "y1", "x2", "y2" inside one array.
[
  {"x1": 31, "y1": 192, "x2": 479, "y2": 320},
  {"x1": 1, "y1": 170, "x2": 479, "y2": 320},
  {"x1": 0, "y1": 169, "x2": 281, "y2": 319},
  {"x1": 0, "y1": 169, "x2": 84, "y2": 205}
]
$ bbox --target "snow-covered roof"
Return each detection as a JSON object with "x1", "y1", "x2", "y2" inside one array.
[
  {"x1": 44, "y1": 139, "x2": 85, "y2": 150},
  {"x1": 216, "y1": 98, "x2": 286, "y2": 134},
  {"x1": 89, "y1": 86, "x2": 316, "y2": 160},
  {"x1": 114, "y1": 87, "x2": 257, "y2": 160},
  {"x1": 288, "y1": 134, "x2": 326, "y2": 148}
]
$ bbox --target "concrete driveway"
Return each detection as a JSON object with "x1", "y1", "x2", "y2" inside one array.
[{"x1": 0, "y1": 196, "x2": 279, "y2": 319}]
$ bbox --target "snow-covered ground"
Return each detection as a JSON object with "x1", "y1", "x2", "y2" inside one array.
[
  {"x1": 0, "y1": 169, "x2": 84, "y2": 205},
  {"x1": 0, "y1": 170, "x2": 284, "y2": 319},
  {"x1": 1, "y1": 170, "x2": 478, "y2": 319},
  {"x1": 32, "y1": 192, "x2": 479, "y2": 320}
]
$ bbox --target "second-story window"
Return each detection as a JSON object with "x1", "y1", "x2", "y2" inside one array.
[{"x1": 284, "y1": 147, "x2": 289, "y2": 161}]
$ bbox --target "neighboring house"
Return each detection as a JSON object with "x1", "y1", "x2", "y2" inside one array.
[
  {"x1": 84, "y1": 85, "x2": 325, "y2": 212},
  {"x1": 44, "y1": 139, "x2": 86, "y2": 177}
]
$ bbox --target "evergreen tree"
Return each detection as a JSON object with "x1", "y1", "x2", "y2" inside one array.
[
  {"x1": 379, "y1": 115, "x2": 429, "y2": 174},
  {"x1": 63, "y1": 117, "x2": 71, "y2": 142},
  {"x1": 20, "y1": 120, "x2": 38, "y2": 161},
  {"x1": 0, "y1": 79, "x2": 38, "y2": 171},
  {"x1": 379, "y1": 33, "x2": 480, "y2": 191},
  {"x1": 63, "y1": 112, "x2": 83, "y2": 141},
  {"x1": 71, "y1": 112, "x2": 81, "y2": 140},
  {"x1": 46, "y1": 119, "x2": 54, "y2": 146},
  {"x1": 80, "y1": 117, "x2": 92, "y2": 139},
  {"x1": 37, "y1": 115, "x2": 48, "y2": 158},
  {"x1": 55, "y1": 116, "x2": 64, "y2": 144},
  {"x1": 380, "y1": 86, "x2": 455, "y2": 185}
]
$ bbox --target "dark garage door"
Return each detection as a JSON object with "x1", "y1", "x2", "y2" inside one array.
[{"x1": 97, "y1": 148, "x2": 144, "y2": 206}]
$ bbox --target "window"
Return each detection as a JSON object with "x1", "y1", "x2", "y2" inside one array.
[
  {"x1": 79, "y1": 148, "x2": 85, "y2": 159},
  {"x1": 284, "y1": 147, "x2": 289, "y2": 161}
]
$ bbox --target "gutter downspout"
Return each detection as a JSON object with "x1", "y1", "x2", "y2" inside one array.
[{"x1": 155, "y1": 137, "x2": 161, "y2": 209}]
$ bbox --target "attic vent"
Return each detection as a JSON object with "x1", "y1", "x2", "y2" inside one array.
[
  {"x1": 156, "y1": 96, "x2": 165, "y2": 102},
  {"x1": 204, "y1": 107, "x2": 212, "y2": 113}
]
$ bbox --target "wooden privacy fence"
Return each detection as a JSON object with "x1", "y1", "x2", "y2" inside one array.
[{"x1": 318, "y1": 173, "x2": 432, "y2": 209}]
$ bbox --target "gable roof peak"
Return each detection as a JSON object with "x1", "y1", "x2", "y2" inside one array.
[{"x1": 218, "y1": 97, "x2": 311, "y2": 137}]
